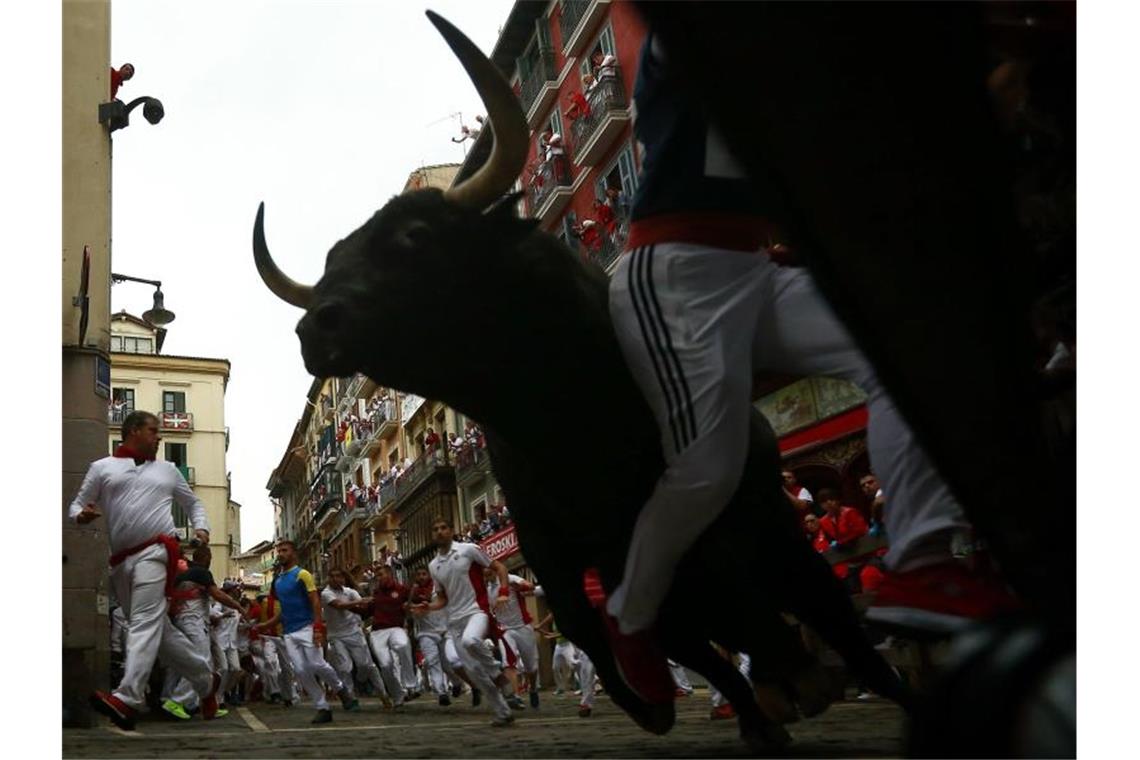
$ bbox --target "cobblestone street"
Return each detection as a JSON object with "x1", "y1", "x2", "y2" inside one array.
[{"x1": 64, "y1": 689, "x2": 905, "y2": 758}]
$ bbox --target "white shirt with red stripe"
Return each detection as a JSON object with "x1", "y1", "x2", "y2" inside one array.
[
  {"x1": 429, "y1": 541, "x2": 493, "y2": 622},
  {"x1": 487, "y1": 574, "x2": 533, "y2": 630}
]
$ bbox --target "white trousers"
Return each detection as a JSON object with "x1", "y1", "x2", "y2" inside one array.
[
  {"x1": 368, "y1": 626, "x2": 415, "y2": 703},
  {"x1": 249, "y1": 638, "x2": 281, "y2": 699},
  {"x1": 109, "y1": 544, "x2": 213, "y2": 710},
  {"x1": 449, "y1": 613, "x2": 511, "y2": 720},
  {"x1": 668, "y1": 659, "x2": 693, "y2": 693},
  {"x1": 212, "y1": 643, "x2": 241, "y2": 699},
  {"x1": 261, "y1": 635, "x2": 296, "y2": 701},
  {"x1": 552, "y1": 641, "x2": 579, "y2": 692},
  {"x1": 416, "y1": 632, "x2": 450, "y2": 696},
  {"x1": 329, "y1": 630, "x2": 385, "y2": 698},
  {"x1": 163, "y1": 610, "x2": 210, "y2": 710},
  {"x1": 502, "y1": 626, "x2": 539, "y2": 677},
  {"x1": 607, "y1": 244, "x2": 971, "y2": 632},
  {"x1": 578, "y1": 649, "x2": 597, "y2": 708},
  {"x1": 283, "y1": 625, "x2": 343, "y2": 710}
]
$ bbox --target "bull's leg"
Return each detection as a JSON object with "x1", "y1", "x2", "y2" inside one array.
[
  {"x1": 661, "y1": 636, "x2": 791, "y2": 752},
  {"x1": 776, "y1": 546, "x2": 913, "y2": 711}
]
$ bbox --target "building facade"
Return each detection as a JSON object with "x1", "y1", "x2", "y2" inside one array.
[{"x1": 107, "y1": 311, "x2": 239, "y2": 582}]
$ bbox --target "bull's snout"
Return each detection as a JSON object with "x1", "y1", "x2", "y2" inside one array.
[{"x1": 295, "y1": 301, "x2": 354, "y2": 377}]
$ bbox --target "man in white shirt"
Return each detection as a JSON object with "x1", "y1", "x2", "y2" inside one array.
[
  {"x1": 69, "y1": 410, "x2": 221, "y2": 730},
  {"x1": 320, "y1": 567, "x2": 381, "y2": 709},
  {"x1": 414, "y1": 515, "x2": 516, "y2": 726},
  {"x1": 485, "y1": 568, "x2": 541, "y2": 709}
]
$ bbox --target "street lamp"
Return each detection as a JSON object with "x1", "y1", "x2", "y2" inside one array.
[
  {"x1": 98, "y1": 96, "x2": 165, "y2": 133},
  {"x1": 111, "y1": 272, "x2": 176, "y2": 326}
]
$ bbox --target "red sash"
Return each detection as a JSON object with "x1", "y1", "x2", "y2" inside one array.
[{"x1": 109, "y1": 534, "x2": 182, "y2": 602}]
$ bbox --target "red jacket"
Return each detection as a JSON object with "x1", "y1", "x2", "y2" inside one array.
[{"x1": 820, "y1": 506, "x2": 869, "y2": 547}]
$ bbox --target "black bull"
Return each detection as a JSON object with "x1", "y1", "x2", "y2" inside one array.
[{"x1": 250, "y1": 8, "x2": 915, "y2": 744}]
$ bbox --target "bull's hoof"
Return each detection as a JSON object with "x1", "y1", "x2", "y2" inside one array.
[
  {"x1": 789, "y1": 662, "x2": 833, "y2": 718},
  {"x1": 629, "y1": 702, "x2": 675, "y2": 735},
  {"x1": 753, "y1": 682, "x2": 799, "y2": 724},
  {"x1": 741, "y1": 722, "x2": 793, "y2": 753}
]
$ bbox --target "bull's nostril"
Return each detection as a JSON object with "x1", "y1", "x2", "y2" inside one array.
[{"x1": 314, "y1": 303, "x2": 343, "y2": 332}]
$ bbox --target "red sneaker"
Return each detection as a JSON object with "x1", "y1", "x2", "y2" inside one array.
[
  {"x1": 202, "y1": 672, "x2": 222, "y2": 720},
  {"x1": 674, "y1": 687, "x2": 691, "y2": 698},
  {"x1": 865, "y1": 560, "x2": 1022, "y2": 633},
  {"x1": 583, "y1": 568, "x2": 676, "y2": 705},
  {"x1": 89, "y1": 690, "x2": 136, "y2": 731},
  {"x1": 710, "y1": 703, "x2": 736, "y2": 720}
]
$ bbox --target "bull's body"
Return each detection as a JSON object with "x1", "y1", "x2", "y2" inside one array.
[{"x1": 254, "y1": 12, "x2": 906, "y2": 744}]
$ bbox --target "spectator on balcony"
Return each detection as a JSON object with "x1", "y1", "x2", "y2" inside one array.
[
  {"x1": 479, "y1": 516, "x2": 493, "y2": 539},
  {"x1": 859, "y1": 473, "x2": 887, "y2": 537},
  {"x1": 594, "y1": 197, "x2": 617, "y2": 236},
  {"x1": 424, "y1": 427, "x2": 442, "y2": 453},
  {"x1": 575, "y1": 218, "x2": 604, "y2": 253},
  {"x1": 817, "y1": 489, "x2": 870, "y2": 550},
  {"x1": 589, "y1": 51, "x2": 617, "y2": 89},
  {"x1": 782, "y1": 470, "x2": 817, "y2": 520}
]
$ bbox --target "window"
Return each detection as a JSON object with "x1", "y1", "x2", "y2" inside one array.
[
  {"x1": 114, "y1": 336, "x2": 153, "y2": 354},
  {"x1": 165, "y1": 442, "x2": 188, "y2": 467},
  {"x1": 579, "y1": 23, "x2": 616, "y2": 81},
  {"x1": 163, "y1": 391, "x2": 186, "y2": 414},
  {"x1": 595, "y1": 141, "x2": 638, "y2": 202},
  {"x1": 112, "y1": 387, "x2": 134, "y2": 409},
  {"x1": 559, "y1": 211, "x2": 579, "y2": 250}
]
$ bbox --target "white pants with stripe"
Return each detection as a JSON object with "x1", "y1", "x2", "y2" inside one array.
[
  {"x1": 261, "y1": 635, "x2": 296, "y2": 701},
  {"x1": 109, "y1": 544, "x2": 214, "y2": 710},
  {"x1": 368, "y1": 626, "x2": 415, "y2": 704},
  {"x1": 283, "y1": 625, "x2": 343, "y2": 710},
  {"x1": 607, "y1": 243, "x2": 971, "y2": 632},
  {"x1": 417, "y1": 632, "x2": 450, "y2": 696},
  {"x1": 329, "y1": 630, "x2": 385, "y2": 699}
]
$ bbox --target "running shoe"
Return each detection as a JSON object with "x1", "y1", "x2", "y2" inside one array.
[
  {"x1": 529, "y1": 690, "x2": 540, "y2": 709},
  {"x1": 865, "y1": 560, "x2": 1022, "y2": 634},
  {"x1": 311, "y1": 708, "x2": 333, "y2": 724},
  {"x1": 161, "y1": 699, "x2": 191, "y2": 720},
  {"x1": 709, "y1": 703, "x2": 736, "y2": 720},
  {"x1": 89, "y1": 691, "x2": 136, "y2": 731}
]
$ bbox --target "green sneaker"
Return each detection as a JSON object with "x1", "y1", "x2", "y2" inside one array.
[
  {"x1": 214, "y1": 707, "x2": 229, "y2": 718},
  {"x1": 161, "y1": 699, "x2": 191, "y2": 720}
]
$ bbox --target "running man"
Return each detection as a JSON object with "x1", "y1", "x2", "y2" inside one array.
[
  {"x1": 320, "y1": 567, "x2": 379, "y2": 709},
  {"x1": 485, "y1": 567, "x2": 541, "y2": 708}
]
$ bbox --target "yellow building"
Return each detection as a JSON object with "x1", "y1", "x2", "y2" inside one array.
[{"x1": 107, "y1": 311, "x2": 238, "y2": 582}]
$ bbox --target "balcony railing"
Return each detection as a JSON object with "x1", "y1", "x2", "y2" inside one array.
[
  {"x1": 519, "y1": 48, "x2": 557, "y2": 115},
  {"x1": 160, "y1": 411, "x2": 194, "y2": 432},
  {"x1": 387, "y1": 448, "x2": 452, "y2": 511},
  {"x1": 454, "y1": 444, "x2": 493, "y2": 484},
  {"x1": 107, "y1": 405, "x2": 133, "y2": 424},
  {"x1": 569, "y1": 68, "x2": 628, "y2": 159},
  {"x1": 526, "y1": 155, "x2": 573, "y2": 218},
  {"x1": 558, "y1": 0, "x2": 590, "y2": 46}
]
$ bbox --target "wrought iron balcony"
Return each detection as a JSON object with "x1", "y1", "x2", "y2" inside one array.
[
  {"x1": 160, "y1": 411, "x2": 194, "y2": 432},
  {"x1": 107, "y1": 405, "x2": 133, "y2": 424},
  {"x1": 570, "y1": 69, "x2": 630, "y2": 166},
  {"x1": 559, "y1": 0, "x2": 590, "y2": 46},
  {"x1": 526, "y1": 155, "x2": 573, "y2": 220},
  {"x1": 454, "y1": 444, "x2": 494, "y2": 487},
  {"x1": 558, "y1": 0, "x2": 610, "y2": 58},
  {"x1": 519, "y1": 48, "x2": 558, "y2": 119},
  {"x1": 387, "y1": 448, "x2": 453, "y2": 512}
]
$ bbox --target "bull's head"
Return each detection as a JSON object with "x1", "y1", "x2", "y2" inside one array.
[{"x1": 253, "y1": 11, "x2": 530, "y2": 390}]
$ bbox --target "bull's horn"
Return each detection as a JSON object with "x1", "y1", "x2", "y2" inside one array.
[
  {"x1": 427, "y1": 10, "x2": 528, "y2": 211},
  {"x1": 253, "y1": 202, "x2": 315, "y2": 309}
]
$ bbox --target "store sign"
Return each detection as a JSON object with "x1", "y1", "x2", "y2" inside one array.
[{"x1": 479, "y1": 525, "x2": 519, "y2": 562}]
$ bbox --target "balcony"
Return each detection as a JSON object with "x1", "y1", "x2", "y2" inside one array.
[
  {"x1": 559, "y1": 0, "x2": 611, "y2": 59},
  {"x1": 388, "y1": 448, "x2": 454, "y2": 513},
  {"x1": 454, "y1": 444, "x2": 494, "y2": 488},
  {"x1": 519, "y1": 48, "x2": 558, "y2": 127},
  {"x1": 361, "y1": 399, "x2": 398, "y2": 454},
  {"x1": 107, "y1": 405, "x2": 133, "y2": 424},
  {"x1": 584, "y1": 227, "x2": 624, "y2": 275},
  {"x1": 570, "y1": 70, "x2": 630, "y2": 166},
  {"x1": 160, "y1": 411, "x2": 194, "y2": 432},
  {"x1": 177, "y1": 465, "x2": 196, "y2": 486},
  {"x1": 526, "y1": 155, "x2": 575, "y2": 223}
]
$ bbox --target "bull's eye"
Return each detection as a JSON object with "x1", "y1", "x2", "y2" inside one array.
[{"x1": 314, "y1": 302, "x2": 344, "y2": 332}]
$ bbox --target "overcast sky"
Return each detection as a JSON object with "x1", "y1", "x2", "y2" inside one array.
[{"x1": 109, "y1": 0, "x2": 515, "y2": 550}]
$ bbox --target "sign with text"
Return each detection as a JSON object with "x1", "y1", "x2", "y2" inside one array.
[{"x1": 479, "y1": 525, "x2": 519, "y2": 562}]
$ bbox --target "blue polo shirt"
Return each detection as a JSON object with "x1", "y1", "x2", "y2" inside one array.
[{"x1": 272, "y1": 565, "x2": 317, "y2": 634}]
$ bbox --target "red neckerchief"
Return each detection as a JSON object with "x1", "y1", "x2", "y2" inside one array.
[
  {"x1": 113, "y1": 444, "x2": 155, "y2": 466},
  {"x1": 411, "y1": 581, "x2": 434, "y2": 604}
]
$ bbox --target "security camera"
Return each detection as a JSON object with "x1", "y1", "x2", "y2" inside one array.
[{"x1": 143, "y1": 98, "x2": 164, "y2": 125}]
